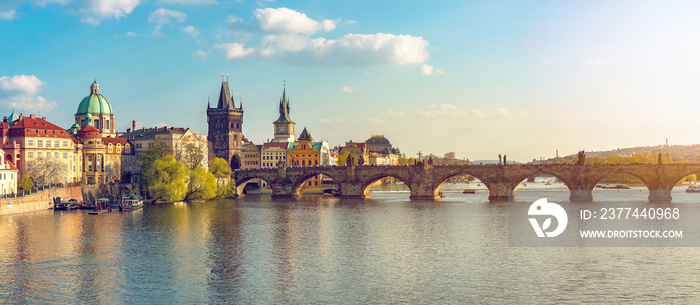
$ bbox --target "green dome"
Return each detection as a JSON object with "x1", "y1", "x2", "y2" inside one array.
[
  {"x1": 76, "y1": 80, "x2": 113, "y2": 115},
  {"x1": 8, "y1": 107, "x2": 19, "y2": 123},
  {"x1": 77, "y1": 94, "x2": 113, "y2": 115}
]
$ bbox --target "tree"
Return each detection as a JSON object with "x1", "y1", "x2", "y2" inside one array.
[
  {"x1": 186, "y1": 167, "x2": 217, "y2": 200},
  {"x1": 210, "y1": 157, "x2": 232, "y2": 178},
  {"x1": 178, "y1": 142, "x2": 206, "y2": 170},
  {"x1": 144, "y1": 155, "x2": 187, "y2": 202},
  {"x1": 217, "y1": 178, "x2": 237, "y2": 198},
  {"x1": 443, "y1": 152, "x2": 456, "y2": 165},
  {"x1": 20, "y1": 176, "x2": 33, "y2": 191},
  {"x1": 26, "y1": 157, "x2": 69, "y2": 186},
  {"x1": 336, "y1": 151, "x2": 358, "y2": 166}
]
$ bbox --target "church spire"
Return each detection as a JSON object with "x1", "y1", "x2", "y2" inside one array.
[
  {"x1": 216, "y1": 78, "x2": 235, "y2": 109},
  {"x1": 274, "y1": 83, "x2": 294, "y2": 124}
]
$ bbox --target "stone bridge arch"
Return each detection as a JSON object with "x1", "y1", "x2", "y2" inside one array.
[
  {"x1": 235, "y1": 175, "x2": 277, "y2": 196},
  {"x1": 289, "y1": 168, "x2": 344, "y2": 198},
  {"x1": 359, "y1": 172, "x2": 412, "y2": 198},
  {"x1": 430, "y1": 169, "x2": 494, "y2": 199}
]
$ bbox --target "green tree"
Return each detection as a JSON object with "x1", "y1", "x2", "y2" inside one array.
[
  {"x1": 217, "y1": 178, "x2": 237, "y2": 198},
  {"x1": 20, "y1": 176, "x2": 33, "y2": 191},
  {"x1": 186, "y1": 167, "x2": 217, "y2": 200},
  {"x1": 336, "y1": 151, "x2": 358, "y2": 166},
  {"x1": 145, "y1": 155, "x2": 187, "y2": 202},
  {"x1": 209, "y1": 157, "x2": 232, "y2": 178}
]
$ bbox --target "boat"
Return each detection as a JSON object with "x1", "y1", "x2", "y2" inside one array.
[
  {"x1": 119, "y1": 194, "x2": 144, "y2": 212},
  {"x1": 54, "y1": 198, "x2": 77, "y2": 210},
  {"x1": 463, "y1": 189, "x2": 477, "y2": 194},
  {"x1": 686, "y1": 185, "x2": 700, "y2": 193},
  {"x1": 439, "y1": 191, "x2": 445, "y2": 198},
  {"x1": 89, "y1": 198, "x2": 111, "y2": 214},
  {"x1": 601, "y1": 184, "x2": 630, "y2": 189}
]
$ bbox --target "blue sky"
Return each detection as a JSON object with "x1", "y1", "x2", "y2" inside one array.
[{"x1": 2, "y1": 1, "x2": 700, "y2": 162}]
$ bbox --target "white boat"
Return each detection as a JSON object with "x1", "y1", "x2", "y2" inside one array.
[{"x1": 120, "y1": 194, "x2": 144, "y2": 212}]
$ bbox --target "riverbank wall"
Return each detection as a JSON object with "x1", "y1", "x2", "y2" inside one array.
[{"x1": 0, "y1": 186, "x2": 83, "y2": 216}]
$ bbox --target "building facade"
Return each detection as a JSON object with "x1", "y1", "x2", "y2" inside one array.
[
  {"x1": 207, "y1": 79, "x2": 244, "y2": 170},
  {"x1": 272, "y1": 86, "x2": 295, "y2": 143},
  {"x1": 0, "y1": 149, "x2": 18, "y2": 195}
]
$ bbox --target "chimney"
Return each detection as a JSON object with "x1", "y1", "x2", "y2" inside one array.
[
  {"x1": 153, "y1": 127, "x2": 157, "y2": 131},
  {"x1": 132, "y1": 120, "x2": 136, "y2": 131},
  {"x1": 30, "y1": 114, "x2": 36, "y2": 119},
  {"x1": 42, "y1": 117, "x2": 46, "y2": 120},
  {"x1": 163, "y1": 126, "x2": 167, "y2": 131},
  {"x1": 142, "y1": 127, "x2": 145, "y2": 131}
]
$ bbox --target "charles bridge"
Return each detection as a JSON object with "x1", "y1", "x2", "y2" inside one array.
[{"x1": 233, "y1": 163, "x2": 700, "y2": 202}]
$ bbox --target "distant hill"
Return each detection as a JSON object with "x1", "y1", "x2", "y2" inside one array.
[{"x1": 563, "y1": 144, "x2": 700, "y2": 163}]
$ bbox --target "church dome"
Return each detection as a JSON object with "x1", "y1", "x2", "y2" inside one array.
[
  {"x1": 366, "y1": 135, "x2": 390, "y2": 145},
  {"x1": 7, "y1": 106, "x2": 19, "y2": 123},
  {"x1": 76, "y1": 80, "x2": 114, "y2": 115}
]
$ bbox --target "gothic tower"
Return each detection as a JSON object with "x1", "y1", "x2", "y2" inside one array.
[
  {"x1": 272, "y1": 85, "x2": 295, "y2": 143},
  {"x1": 207, "y1": 77, "x2": 244, "y2": 170}
]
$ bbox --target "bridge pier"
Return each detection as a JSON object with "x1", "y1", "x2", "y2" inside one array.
[
  {"x1": 337, "y1": 182, "x2": 367, "y2": 199},
  {"x1": 487, "y1": 183, "x2": 515, "y2": 201},
  {"x1": 648, "y1": 189, "x2": 672, "y2": 203},
  {"x1": 569, "y1": 189, "x2": 593, "y2": 202}
]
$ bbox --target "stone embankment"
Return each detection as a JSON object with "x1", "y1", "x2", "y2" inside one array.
[{"x1": 0, "y1": 184, "x2": 135, "y2": 216}]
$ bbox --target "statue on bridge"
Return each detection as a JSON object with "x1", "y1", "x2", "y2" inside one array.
[
  {"x1": 503, "y1": 155, "x2": 507, "y2": 165},
  {"x1": 498, "y1": 154, "x2": 502, "y2": 165},
  {"x1": 658, "y1": 153, "x2": 663, "y2": 165},
  {"x1": 427, "y1": 156, "x2": 433, "y2": 165},
  {"x1": 346, "y1": 155, "x2": 353, "y2": 166},
  {"x1": 576, "y1": 151, "x2": 585, "y2": 165},
  {"x1": 358, "y1": 155, "x2": 365, "y2": 166}
]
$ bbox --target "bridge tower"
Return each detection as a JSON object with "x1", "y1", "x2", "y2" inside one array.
[
  {"x1": 272, "y1": 84, "x2": 295, "y2": 143},
  {"x1": 207, "y1": 75, "x2": 244, "y2": 170}
]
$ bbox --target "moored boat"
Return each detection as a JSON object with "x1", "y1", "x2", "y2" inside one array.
[
  {"x1": 686, "y1": 185, "x2": 700, "y2": 193},
  {"x1": 54, "y1": 198, "x2": 78, "y2": 210},
  {"x1": 119, "y1": 194, "x2": 144, "y2": 212},
  {"x1": 601, "y1": 184, "x2": 630, "y2": 189},
  {"x1": 463, "y1": 189, "x2": 477, "y2": 194}
]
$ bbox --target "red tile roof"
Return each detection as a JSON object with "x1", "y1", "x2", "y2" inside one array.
[
  {"x1": 263, "y1": 142, "x2": 289, "y2": 149},
  {"x1": 4, "y1": 160, "x2": 18, "y2": 171},
  {"x1": 8, "y1": 115, "x2": 72, "y2": 138}
]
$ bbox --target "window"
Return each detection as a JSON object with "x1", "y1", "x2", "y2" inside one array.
[
  {"x1": 63, "y1": 141, "x2": 68, "y2": 147},
  {"x1": 28, "y1": 139, "x2": 34, "y2": 146},
  {"x1": 55, "y1": 152, "x2": 59, "y2": 158},
  {"x1": 63, "y1": 152, "x2": 68, "y2": 159},
  {"x1": 37, "y1": 152, "x2": 42, "y2": 157},
  {"x1": 28, "y1": 152, "x2": 33, "y2": 158},
  {"x1": 55, "y1": 141, "x2": 59, "y2": 147},
  {"x1": 37, "y1": 140, "x2": 43, "y2": 147},
  {"x1": 46, "y1": 141, "x2": 51, "y2": 147}
]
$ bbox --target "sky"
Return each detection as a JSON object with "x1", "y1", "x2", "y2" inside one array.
[{"x1": 2, "y1": 0, "x2": 700, "y2": 162}]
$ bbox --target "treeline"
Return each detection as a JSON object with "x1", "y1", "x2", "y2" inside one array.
[
  {"x1": 139, "y1": 144, "x2": 236, "y2": 202},
  {"x1": 558, "y1": 152, "x2": 696, "y2": 184}
]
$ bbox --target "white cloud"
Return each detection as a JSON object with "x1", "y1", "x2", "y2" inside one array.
[
  {"x1": 585, "y1": 58, "x2": 605, "y2": 66},
  {"x1": 0, "y1": 10, "x2": 16, "y2": 20},
  {"x1": 192, "y1": 49, "x2": 207, "y2": 58},
  {"x1": 420, "y1": 64, "x2": 444, "y2": 75},
  {"x1": 417, "y1": 104, "x2": 510, "y2": 118},
  {"x1": 341, "y1": 86, "x2": 356, "y2": 93},
  {"x1": 367, "y1": 117, "x2": 383, "y2": 125},
  {"x1": 126, "y1": 31, "x2": 139, "y2": 37},
  {"x1": 149, "y1": 8, "x2": 187, "y2": 24},
  {"x1": 78, "y1": 0, "x2": 140, "y2": 25},
  {"x1": 0, "y1": 75, "x2": 57, "y2": 112},
  {"x1": 157, "y1": 0, "x2": 217, "y2": 5},
  {"x1": 388, "y1": 109, "x2": 407, "y2": 117},
  {"x1": 256, "y1": 33, "x2": 429, "y2": 66},
  {"x1": 181, "y1": 25, "x2": 199, "y2": 37},
  {"x1": 346, "y1": 19, "x2": 357, "y2": 24},
  {"x1": 213, "y1": 43, "x2": 255, "y2": 59},
  {"x1": 0, "y1": 75, "x2": 45, "y2": 96},
  {"x1": 250, "y1": 7, "x2": 338, "y2": 34}
]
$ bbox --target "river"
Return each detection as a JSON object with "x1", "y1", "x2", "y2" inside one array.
[{"x1": 2, "y1": 182, "x2": 700, "y2": 304}]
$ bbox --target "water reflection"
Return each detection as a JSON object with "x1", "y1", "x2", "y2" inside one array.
[{"x1": 1, "y1": 190, "x2": 700, "y2": 303}]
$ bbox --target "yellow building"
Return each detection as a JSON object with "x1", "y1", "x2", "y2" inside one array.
[
  {"x1": 0, "y1": 149, "x2": 18, "y2": 195},
  {"x1": 5, "y1": 114, "x2": 82, "y2": 184}
]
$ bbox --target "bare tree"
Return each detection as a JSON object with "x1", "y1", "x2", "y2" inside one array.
[{"x1": 26, "y1": 157, "x2": 69, "y2": 186}]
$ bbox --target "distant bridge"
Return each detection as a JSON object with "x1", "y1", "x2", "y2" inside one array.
[{"x1": 233, "y1": 163, "x2": 700, "y2": 202}]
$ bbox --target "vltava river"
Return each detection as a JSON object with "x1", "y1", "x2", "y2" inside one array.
[{"x1": 2, "y1": 184, "x2": 700, "y2": 304}]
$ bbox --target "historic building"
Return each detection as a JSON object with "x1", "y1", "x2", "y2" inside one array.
[
  {"x1": 287, "y1": 127, "x2": 331, "y2": 192},
  {"x1": 0, "y1": 149, "x2": 18, "y2": 195},
  {"x1": 272, "y1": 85, "x2": 295, "y2": 143},
  {"x1": 3, "y1": 114, "x2": 82, "y2": 184},
  {"x1": 337, "y1": 140, "x2": 369, "y2": 164},
  {"x1": 75, "y1": 79, "x2": 116, "y2": 137},
  {"x1": 241, "y1": 142, "x2": 261, "y2": 170},
  {"x1": 77, "y1": 124, "x2": 106, "y2": 184},
  {"x1": 103, "y1": 136, "x2": 134, "y2": 183},
  {"x1": 121, "y1": 126, "x2": 208, "y2": 178},
  {"x1": 261, "y1": 142, "x2": 288, "y2": 168},
  {"x1": 207, "y1": 78, "x2": 244, "y2": 170}
]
